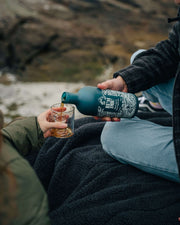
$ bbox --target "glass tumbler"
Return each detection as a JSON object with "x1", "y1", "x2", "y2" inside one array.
[{"x1": 49, "y1": 103, "x2": 75, "y2": 138}]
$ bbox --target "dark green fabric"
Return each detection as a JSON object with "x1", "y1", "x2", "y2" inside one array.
[
  {"x1": 2, "y1": 117, "x2": 44, "y2": 156},
  {"x1": 1, "y1": 117, "x2": 50, "y2": 225}
]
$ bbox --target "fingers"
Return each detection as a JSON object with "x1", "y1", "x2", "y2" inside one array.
[
  {"x1": 93, "y1": 116, "x2": 100, "y2": 120},
  {"x1": 97, "y1": 76, "x2": 128, "y2": 92},
  {"x1": 46, "y1": 109, "x2": 52, "y2": 120},
  {"x1": 38, "y1": 109, "x2": 68, "y2": 134},
  {"x1": 97, "y1": 80, "x2": 114, "y2": 90},
  {"x1": 94, "y1": 116, "x2": 111, "y2": 121},
  {"x1": 111, "y1": 118, "x2": 121, "y2": 122},
  {"x1": 94, "y1": 116, "x2": 120, "y2": 122},
  {"x1": 42, "y1": 121, "x2": 68, "y2": 138},
  {"x1": 51, "y1": 107, "x2": 66, "y2": 112},
  {"x1": 47, "y1": 121, "x2": 67, "y2": 129},
  {"x1": 43, "y1": 130, "x2": 52, "y2": 138}
]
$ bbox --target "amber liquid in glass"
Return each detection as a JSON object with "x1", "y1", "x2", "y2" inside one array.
[{"x1": 51, "y1": 102, "x2": 73, "y2": 138}]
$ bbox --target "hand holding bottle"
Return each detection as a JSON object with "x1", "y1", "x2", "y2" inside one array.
[
  {"x1": 97, "y1": 76, "x2": 128, "y2": 93},
  {"x1": 62, "y1": 81, "x2": 138, "y2": 120},
  {"x1": 95, "y1": 76, "x2": 129, "y2": 121}
]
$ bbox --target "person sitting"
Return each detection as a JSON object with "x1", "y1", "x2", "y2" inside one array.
[
  {"x1": 0, "y1": 109, "x2": 67, "y2": 225},
  {"x1": 96, "y1": 0, "x2": 180, "y2": 183}
]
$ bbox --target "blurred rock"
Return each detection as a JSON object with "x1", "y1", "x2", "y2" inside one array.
[{"x1": 0, "y1": 0, "x2": 177, "y2": 84}]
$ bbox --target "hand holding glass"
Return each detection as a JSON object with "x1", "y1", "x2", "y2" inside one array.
[{"x1": 49, "y1": 103, "x2": 74, "y2": 138}]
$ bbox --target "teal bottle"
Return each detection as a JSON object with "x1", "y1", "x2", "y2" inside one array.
[{"x1": 61, "y1": 86, "x2": 138, "y2": 118}]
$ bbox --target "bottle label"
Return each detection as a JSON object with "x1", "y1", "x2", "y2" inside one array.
[{"x1": 97, "y1": 89, "x2": 137, "y2": 118}]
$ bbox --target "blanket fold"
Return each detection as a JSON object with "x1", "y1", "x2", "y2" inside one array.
[{"x1": 26, "y1": 116, "x2": 180, "y2": 225}]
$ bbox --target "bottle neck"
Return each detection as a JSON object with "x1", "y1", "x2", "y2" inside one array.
[{"x1": 61, "y1": 92, "x2": 78, "y2": 104}]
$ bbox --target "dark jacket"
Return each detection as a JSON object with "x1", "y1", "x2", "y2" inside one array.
[
  {"x1": 1, "y1": 117, "x2": 50, "y2": 225},
  {"x1": 113, "y1": 9, "x2": 180, "y2": 176}
]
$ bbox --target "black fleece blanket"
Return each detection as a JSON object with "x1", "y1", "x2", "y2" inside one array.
[{"x1": 27, "y1": 116, "x2": 180, "y2": 225}]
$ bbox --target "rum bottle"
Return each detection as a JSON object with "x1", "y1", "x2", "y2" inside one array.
[{"x1": 61, "y1": 86, "x2": 138, "y2": 118}]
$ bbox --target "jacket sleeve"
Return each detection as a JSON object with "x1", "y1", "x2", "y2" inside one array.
[
  {"x1": 1, "y1": 117, "x2": 44, "y2": 156},
  {"x1": 114, "y1": 22, "x2": 180, "y2": 93}
]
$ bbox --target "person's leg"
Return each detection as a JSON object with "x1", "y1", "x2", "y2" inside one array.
[
  {"x1": 101, "y1": 117, "x2": 179, "y2": 183},
  {"x1": 101, "y1": 50, "x2": 178, "y2": 182},
  {"x1": 142, "y1": 78, "x2": 174, "y2": 115},
  {"x1": 130, "y1": 49, "x2": 174, "y2": 114}
]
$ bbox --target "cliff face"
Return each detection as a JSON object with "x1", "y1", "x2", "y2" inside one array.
[{"x1": 0, "y1": 0, "x2": 177, "y2": 84}]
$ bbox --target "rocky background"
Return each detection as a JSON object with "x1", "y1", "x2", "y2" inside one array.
[
  {"x1": 0, "y1": 0, "x2": 177, "y2": 84},
  {"x1": 0, "y1": 0, "x2": 178, "y2": 125}
]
